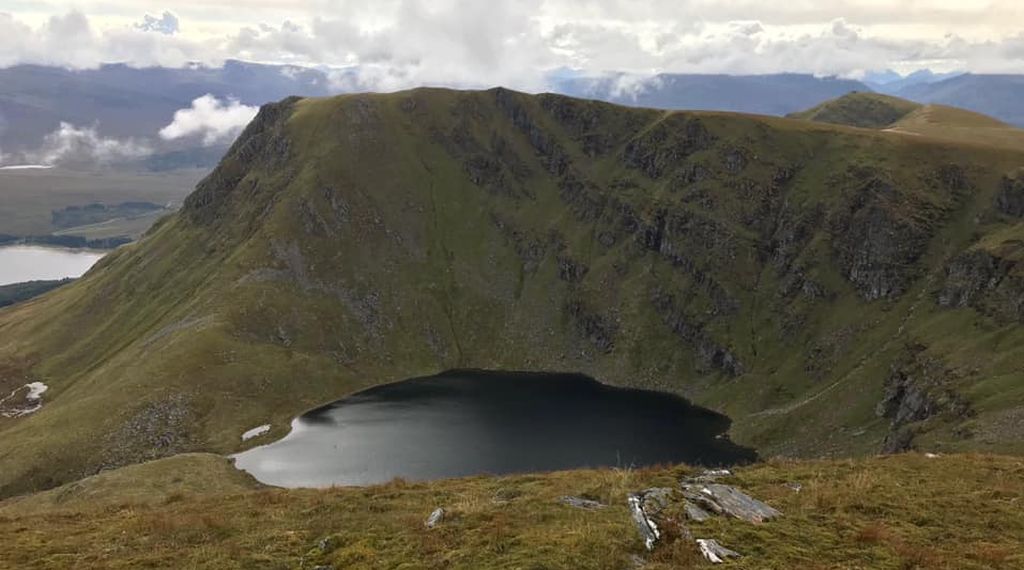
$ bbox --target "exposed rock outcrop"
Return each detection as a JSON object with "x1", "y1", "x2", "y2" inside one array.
[
  {"x1": 184, "y1": 97, "x2": 300, "y2": 225},
  {"x1": 876, "y1": 345, "x2": 971, "y2": 452},
  {"x1": 938, "y1": 247, "x2": 1024, "y2": 323},
  {"x1": 622, "y1": 116, "x2": 715, "y2": 179},
  {"x1": 627, "y1": 492, "x2": 661, "y2": 551},
  {"x1": 560, "y1": 496, "x2": 606, "y2": 510},
  {"x1": 680, "y1": 483, "x2": 783, "y2": 523},
  {"x1": 995, "y1": 174, "x2": 1024, "y2": 217},
  {"x1": 830, "y1": 174, "x2": 939, "y2": 300},
  {"x1": 652, "y1": 292, "x2": 744, "y2": 377},
  {"x1": 627, "y1": 472, "x2": 781, "y2": 563},
  {"x1": 697, "y1": 538, "x2": 742, "y2": 563},
  {"x1": 99, "y1": 394, "x2": 197, "y2": 473},
  {"x1": 566, "y1": 300, "x2": 618, "y2": 354}
]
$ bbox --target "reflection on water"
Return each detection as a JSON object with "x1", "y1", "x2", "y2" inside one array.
[
  {"x1": 0, "y1": 245, "x2": 105, "y2": 286},
  {"x1": 234, "y1": 370, "x2": 756, "y2": 488}
]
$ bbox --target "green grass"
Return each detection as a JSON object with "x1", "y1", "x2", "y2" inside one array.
[
  {"x1": 0, "y1": 453, "x2": 1020, "y2": 569},
  {"x1": 888, "y1": 105, "x2": 1024, "y2": 151},
  {"x1": 0, "y1": 279, "x2": 71, "y2": 308}
]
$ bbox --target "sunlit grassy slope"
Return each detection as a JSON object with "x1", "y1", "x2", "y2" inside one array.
[
  {"x1": 789, "y1": 91, "x2": 1024, "y2": 150},
  {"x1": 786, "y1": 92, "x2": 921, "y2": 128},
  {"x1": 1, "y1": 88, "x2": 1024, "y2": 498},
  {"x1": 0, "y1": 453, "x2": 1020, "y2": 569}
]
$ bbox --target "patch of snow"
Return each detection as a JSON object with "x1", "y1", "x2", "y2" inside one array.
[
  {"x1": 242, "y1": 424, "x2": 271, "y2": 441},
  {"x1": 0, "y1": 164, "x2": 54, "y2": 170},
  {"x1": 0, "y1": 382, "x2": 49, "y2": 417},
  {"x1": 25, "y1": 382, "x2": 48, "y2": 401}
]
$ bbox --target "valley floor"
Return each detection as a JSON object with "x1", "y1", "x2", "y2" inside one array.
[{"x1": 0, "y1": 453, "x2": 1021, "y2": 569}]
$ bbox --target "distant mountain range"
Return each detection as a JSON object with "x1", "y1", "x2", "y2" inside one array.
[
  {"x1": 4, "y1": 62, "x2": 1024, "y2": 167},
  {"x1": 863, "y1": 69, "x2": 963, "y2": 94},
  {"x1": 553, "y1": 73, "x2": 872, "y2": 116},
  {"x1": 889, "y1": 74, "x2": 1024, "y2": 127}
]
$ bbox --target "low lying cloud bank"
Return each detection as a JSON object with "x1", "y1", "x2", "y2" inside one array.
[
  {"x1": 0, "y1": 122, "x2": 151, "y2": 168},
  {"x1": 159, "y1": 95, "x2": 259, "y2": 146}
]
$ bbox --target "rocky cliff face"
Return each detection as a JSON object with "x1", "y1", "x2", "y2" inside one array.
[
  {"x1": 995, "y1": 173, "x2": 1024, "y2": 217},
  {"x1": 2, "y1": 88, "x2": 1024, "y2": 496},
  {"x1": 876, "y1": 344, "x2": 972, "y2": 453},
  {"x1": 939, "y1": 248, "x2": 1024, "y2": 323}
]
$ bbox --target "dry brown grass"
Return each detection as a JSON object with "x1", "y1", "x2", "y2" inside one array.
[{"x1": 0, "y1": 453, "x2": 1020, "y2": 569}]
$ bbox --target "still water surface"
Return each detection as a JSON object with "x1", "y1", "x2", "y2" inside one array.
[
  {"x1": 0, "y1": 245, "x2": 105, "y2": 285},
  {"x1": 234, "y1": 370, "x2": 756, "y2": 487}
]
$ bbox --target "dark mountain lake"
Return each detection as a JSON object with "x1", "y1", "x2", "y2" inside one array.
[{"x1": 233, "y1": 370, "x2": 756, "y2": 487}]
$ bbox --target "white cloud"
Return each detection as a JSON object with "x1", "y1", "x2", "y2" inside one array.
[
  {"x1": 136, "y1": 11, "x2": 179, "y2": 35},
  {"x1": 0, "y1": 10, "x2": 214, "y2": 69},
  {"x1": 23, "y1": 122, "x2": 151, "y2": 166},
  {"x1": 3, "y1": 2, "x2": 1024, "y2": 88},
  {"x1": 159, "y1": 95, "x2": 259, "y2": 146}
]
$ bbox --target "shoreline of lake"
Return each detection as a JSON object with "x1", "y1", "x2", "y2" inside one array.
[{"x1": 234, "y1": 370, "x2": 756, "y2": 488}]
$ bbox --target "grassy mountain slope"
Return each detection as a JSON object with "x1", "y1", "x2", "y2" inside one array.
[
  {"x1": 786, "y1": 92, "x2": 921, "y2": 128},
  {"x1": 887, "y1": 105, "x2": 1024, "y2": 150},
  {"x1": 0, "y1": 453, "x2": 259, "y2": 515},
  {"x1": 789, "y1": 92, "x2": 1024, "y2": 151},
  {"x1": 2, "y1": 88, "x2": 1024, "y2": 497},
  {"x1": 1, "y1": 453, "x2": 1020, "y2": 569},
  {"x1": 0, "y1": 279, "x2": 70, "y2": 308}
]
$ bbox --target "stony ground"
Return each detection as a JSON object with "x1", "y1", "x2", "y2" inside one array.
[{"x1": 0, "y1": 452, "x2": 1021, "y2": 569}]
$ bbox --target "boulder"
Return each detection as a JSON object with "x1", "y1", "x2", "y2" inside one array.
[
  {"x1": 681, "y1": 483, "x2": 782, "y2": 523},
  {"x1": 560, "y1": 496, "x2": 606, "y2": 510},
  {"x1": 637, "y1": 487, "x2": 674, "y2": 515},
  {"x1": 696, "y1": 538, "x2": 741, "y2": 563},
  {"x1": 425, "y1": 507, "x2": 445, "y2": 529},
  {"x1": 627, "y1": 493, "x2": 660, "y2": 551},
  {"x1": 683, "y1": 500, "x2": 712, "y2": 522}
]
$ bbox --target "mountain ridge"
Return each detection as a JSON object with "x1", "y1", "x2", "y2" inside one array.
[{"x1": 1, "y1": 87, "x2": 1023, "y2": 497}]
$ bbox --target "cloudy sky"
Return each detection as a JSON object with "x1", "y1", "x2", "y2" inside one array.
[{"x1": 2, "y1": 1, "x2": 1024, "y2": 90}]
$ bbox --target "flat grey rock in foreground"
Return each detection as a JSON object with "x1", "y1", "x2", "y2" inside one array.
[
  {"x1": 560, "y1": 496, "x2": 606, "y2": 510},
  {"x1": 682, "y1": 483, "x2": 782, "y2": 523},
  {"x1": 683, "y1": 500, "x2": 712, "y2": 521}
]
